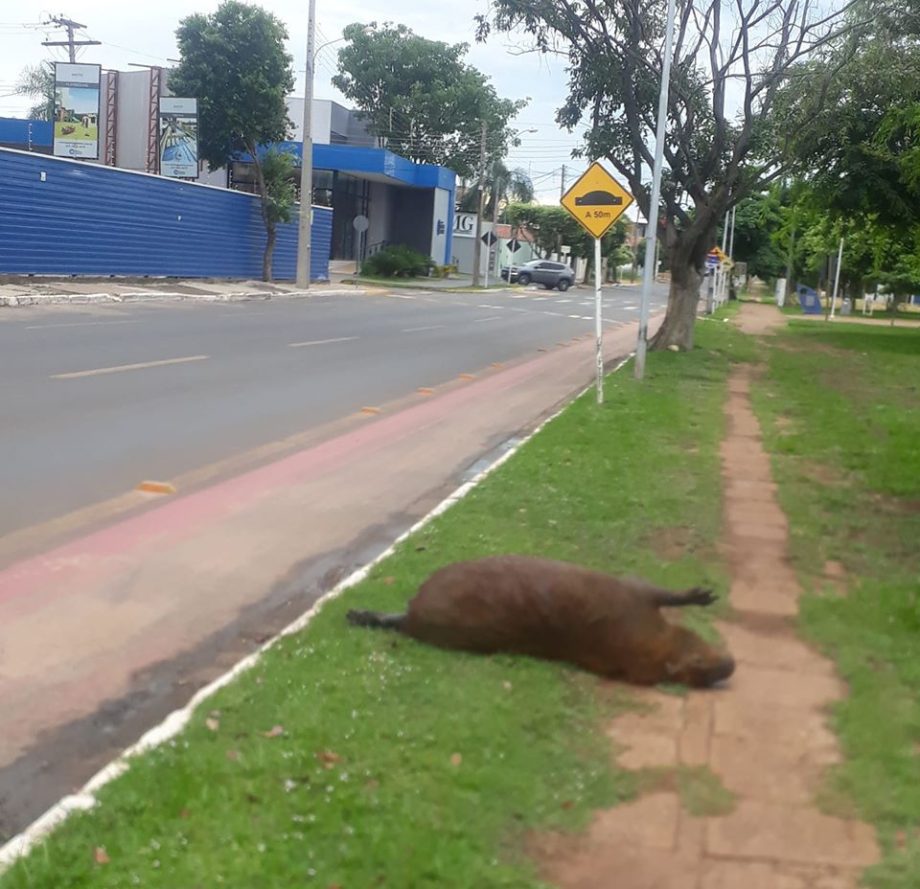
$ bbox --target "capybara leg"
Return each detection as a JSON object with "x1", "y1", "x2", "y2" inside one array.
[
  {"x1": 654, "y1": 587, "x2": 718, "y2": 608},
  {"x1": 346, "y1": 609, "x2": 407, "y2": 631}
]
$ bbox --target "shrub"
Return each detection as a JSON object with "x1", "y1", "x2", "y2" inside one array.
[{"x1": 362, "y1": 245, "x2": 434, "y2": 278}]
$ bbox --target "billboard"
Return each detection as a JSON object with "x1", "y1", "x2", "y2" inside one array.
[
  {"x1": 158, "y1": 97, "x2": 199, "y2": 179},
  {"x1": 53, "y1": 63, "x2": 101, "y2": 160}
]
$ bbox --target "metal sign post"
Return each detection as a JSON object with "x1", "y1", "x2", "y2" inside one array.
[
  {"x1": 560, "y1": 161, "x2": 635, "y2": 405},
  {"x1": 594, "y1": 236, "x2": 604, "y2": 404},
  {"x1": 353, "y1": 214, "x2": 369, "y2": 282}
]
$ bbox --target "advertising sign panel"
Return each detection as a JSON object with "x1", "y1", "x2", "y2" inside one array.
[
  {"x1": 158, "y1": 97, "x2": 199, "y2": 179},
  {"x1": 53, "y1": 62, "x2": 101, "y2": 159}
]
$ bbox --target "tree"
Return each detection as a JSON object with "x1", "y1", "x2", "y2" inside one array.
[
  {"x1": 459, "y1": 161, "x2": 534, "y2": 215},
  {"x1": 730, "y1": 190, "x2": 788, "y2": 283},
  {"x1": 255, "y1": 148, "x2": 298, "y2": 281},
  {"x1": 333, "y1": 22, "x2": 526, "y2": 179},
  {"x1": 169, "y1": 0, "x2": 294, "y2": 281},
  {"x1": 476, "y1": 0, "x2": 885, "y2": 350},
  {"x1": 16, "y1": 63, "x2": 55, "y2": 122}
]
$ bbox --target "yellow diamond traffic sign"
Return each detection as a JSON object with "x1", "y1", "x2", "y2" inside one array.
[{"x1": 561, "y1": 162, "x2": 635, "y2": 239}]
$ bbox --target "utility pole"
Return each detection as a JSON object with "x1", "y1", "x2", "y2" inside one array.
[
  {"x1": 829, "y1": 237, "x2": 844, "y2": 320},
  {"x1": 295, "y1": 0, "x2": 316, "y2": 290},
  {"x1": 635, "y1": 0, "x2": 677, "y2": 380},
  {"x1": 560, "y1": 164, "x2": 566, "y2": 201},
  {"x1": 472, "y1": 120, "x2": 487, "y2": 289},
  {"x1": 485, "y1": 169, "x2": 502, "y2": 289},
  {"x1": 42, "y1": 16, "x2": 100, "y2": 63}
]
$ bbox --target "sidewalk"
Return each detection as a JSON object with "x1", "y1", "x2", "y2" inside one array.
[{"x1": 532, "y1": 303, "x2": 880, "y2": 888}]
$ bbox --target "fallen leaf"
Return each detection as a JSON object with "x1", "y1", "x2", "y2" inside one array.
[
  {"x1": 262, "y1": 725, "x2": 284, "y2": 738},
  {"x1": 382, "y1": 576, "x2": 396, "y2": 586},
  {"x1": 502, "y1": 681, "x2": 513, "y2": 691},
  {"x1": 205, "y1": 717, "x2": 220, "y2": 732},
  {"x1": 94, "y1": 847, "x2": 110, "y2": 865},
  {"x1": 450, "y1": 753, "x2": 462, "y2": 767},
  {"x1": 226, "y1": 749, "x2": 241, "y2": 762},
  {"x1": 561, "y1": 800, "x2": 574, "y2": 810},
  {"x1": 317, "y1": 750, "x2": 342, "y2": 769}
]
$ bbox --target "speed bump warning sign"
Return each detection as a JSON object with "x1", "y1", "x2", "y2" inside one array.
[{"x1": 561, "y1": 162, "x2": 635, "y2": 239}]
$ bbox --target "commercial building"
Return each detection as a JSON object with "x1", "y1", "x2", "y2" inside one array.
[{"x1": 0, "y1": 65, "x2": 457, "y2": 271}]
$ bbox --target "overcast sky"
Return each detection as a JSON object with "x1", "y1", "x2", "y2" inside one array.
[{"x1": 0, "y1": 0, "x2": 637, "y2": 207}]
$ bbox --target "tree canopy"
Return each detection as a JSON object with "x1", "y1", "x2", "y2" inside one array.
[
  {"x1": 476, "y1": 0, "x2": 895, "y2": 348},
  {"x1": 334, "y1": 22, "x2": 527, "y2": 179},
  {"x1": 170, "y1": 0, "x2": 293, "y2": 170}
]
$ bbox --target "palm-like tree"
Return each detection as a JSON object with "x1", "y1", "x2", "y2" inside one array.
[
  {"x1": 459, "y1": 161, "x2": 534, "y2": 217},
  {"x1": 15, "y1": 63, "x2": 56, "y2": 122}
]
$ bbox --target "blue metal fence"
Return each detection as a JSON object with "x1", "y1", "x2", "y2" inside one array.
[{"x1": 0, "y1": 147, "x2": 331, "y2": 281}]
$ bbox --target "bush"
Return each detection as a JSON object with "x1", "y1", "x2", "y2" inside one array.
[{"x1": 362, "y1": 245, "x2": 434, "y2": 278}]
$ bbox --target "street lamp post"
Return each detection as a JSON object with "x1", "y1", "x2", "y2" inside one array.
[{"x1": 295, "y1": 0, "x2": 317, "y2": 290}]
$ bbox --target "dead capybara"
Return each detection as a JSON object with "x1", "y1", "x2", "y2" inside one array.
[{"x1": 347, "y1": 555, "x2": 735, "y2": 688}]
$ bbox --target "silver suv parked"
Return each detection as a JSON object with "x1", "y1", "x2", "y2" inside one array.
[{"x1": 502, "y1": 259, "x2": 576, "y2": 291}]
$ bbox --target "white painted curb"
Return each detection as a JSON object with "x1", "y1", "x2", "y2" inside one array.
[
  {"x1": 0, "y1": 289, "x2": 364, "y2": 308},
  {"x1": 0, "y1": 352, "x2": 634, "y2": 872}
]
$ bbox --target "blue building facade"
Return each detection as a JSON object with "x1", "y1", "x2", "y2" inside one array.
[
  {"x1": 0, "y1": 146, "x2": 331, "y2": 281},
  {"x1": 233, "y1": 142, "x2": 456, "y2": 267},
  {"x1": 0, "y1": 113, "x2": 457, "y2": 276}
]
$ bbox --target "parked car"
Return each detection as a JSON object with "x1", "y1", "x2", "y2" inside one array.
[{"x1": 501, "y1": 259, "x2": 576, "y2": 291}]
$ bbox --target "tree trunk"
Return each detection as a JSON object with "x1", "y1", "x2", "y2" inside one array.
[{"x1": 263, "y1": 225, "x2": 276, "y2": 282}]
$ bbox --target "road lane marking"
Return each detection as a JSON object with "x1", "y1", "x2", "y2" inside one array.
[
  {"x1": 136, "y1": 481, "x2": 176, "y2": 496},
  {"x1": 385, "y1": 293, "x2": 417, "y2": 300},
  {"x1": 477, "y1": 304, "x2": 504, "y2": 310},
  {"x1": 25, "y1": 319, "x2": 141, "y2": 330},
  {"x1": 402, "y1": 324, "x2": 445, "y2": 333},
  {"x1": 555, "y1": 298, "x2": 572, "y2": 304},
  {"x1": 288, "y1": 336, "x2": 359, "y2": 348},
  {"x1": 52, "y1": 355, "x2": 209, "y2": 380},
  {"x1": 474, "y1": 315, "x2": 503, "y2": 323}
]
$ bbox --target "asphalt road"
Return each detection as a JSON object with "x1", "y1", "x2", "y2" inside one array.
[{"x1": 0, "y1": 282, "x2": 669, "y2": 541}]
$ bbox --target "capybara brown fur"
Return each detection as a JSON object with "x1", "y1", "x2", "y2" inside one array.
[{"x1": 347, "y1": 555, "x2": 735, "y2": 688}]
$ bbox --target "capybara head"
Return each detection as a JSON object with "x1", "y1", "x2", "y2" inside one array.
[{"x1": 665, "y1": 627, "x2": 735, "y2": 688}]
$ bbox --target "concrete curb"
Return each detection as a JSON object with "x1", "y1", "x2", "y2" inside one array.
[
  {"x1": 0, "y1": 289, "x2": 366, "y2": 308},
  {"x1": 0, "y1": 351, "x2": 634, "y2": 872}
]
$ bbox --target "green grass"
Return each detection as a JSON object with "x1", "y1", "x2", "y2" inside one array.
[
  {"x1": 0, "y1": 313, "x2": 749, "y2": 889},
  {"x1": 751, "y1": 320, "x2": 920, "y2": 888}
]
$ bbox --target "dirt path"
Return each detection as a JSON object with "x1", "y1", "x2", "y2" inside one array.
[{"x1": 533, "y1": 303, "x2": 879, "y2": 888}]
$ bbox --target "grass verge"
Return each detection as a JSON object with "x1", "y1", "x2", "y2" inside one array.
[
  {"x1": 751, "y1": 319, "x2": 920, "y2": 888},
  {"x1": 0, "y1": 312, "x2": 750, "y2": 889}
]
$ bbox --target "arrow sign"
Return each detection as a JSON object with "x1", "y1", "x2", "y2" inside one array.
[{"x1": 481, "y1": 232, "x2": 498, "y2": 246}]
